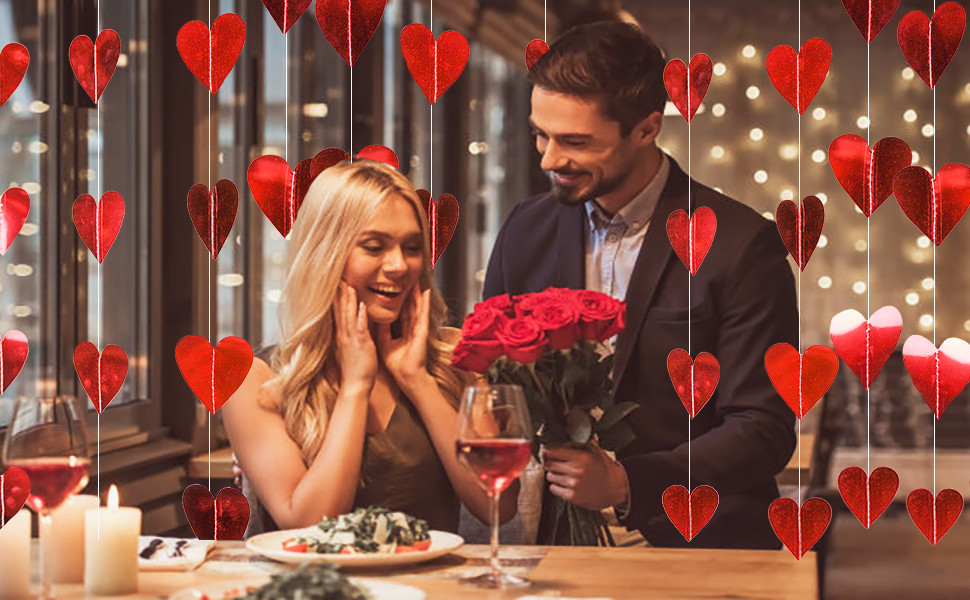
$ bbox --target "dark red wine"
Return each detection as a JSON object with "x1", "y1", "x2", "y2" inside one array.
[
  {"x1": 456, "y1": 439, "x2": 531, "y2": 493},
  {"x1": 6, "y1": 457, "x2": 90, "y2": 513}
]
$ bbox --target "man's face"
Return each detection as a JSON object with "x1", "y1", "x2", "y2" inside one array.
[{"x1": 529, "y1": 86, "x2": 640, "y2": 205}]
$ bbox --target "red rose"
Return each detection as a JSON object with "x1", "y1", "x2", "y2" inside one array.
[
  {"x1": 496, "y1": 317, "x2": 548, "y2": 363},
  {"x1": 531, "y1": 298, "x2": 582, "y2": 350},
  {"x1": 479, "y1": 294, "x2": 516, "y2": 317},
  {"x1": 451, "y1": 339, "x2": 503, "y2": 373},
  {"x1": 513, "y1": 292, "x2": 550, "y2": 317},
  {"x1": 575, "y1": 290, "x2": 626, "y2": 342},
  {"x1": 462, "y1": 304, "x2": 508, "y2": 341}
]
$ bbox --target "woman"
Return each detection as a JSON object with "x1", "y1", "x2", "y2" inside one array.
[{"x1": 223, "y1": 159, "x2": 514, "y2": 533}]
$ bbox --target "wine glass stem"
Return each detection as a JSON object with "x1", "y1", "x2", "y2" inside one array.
[
  {"x1": 489, "y1": 489, "x2": 501, "y2": 580},
  {"x1": 39, "y1": 512, "x2": 53, "y2": 599}
]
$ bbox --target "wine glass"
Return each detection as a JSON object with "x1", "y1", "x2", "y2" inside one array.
[
  {"x1": 455, "y1": 383, "x2": 533, "y2": 589},
  {"x1": 3, "y1": 396, "x2": 90, "y2": 599}
]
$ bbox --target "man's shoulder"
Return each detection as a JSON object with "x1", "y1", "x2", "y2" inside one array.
[{"x1": 506, "y1": 192, "x2": 563, "y2": 223}]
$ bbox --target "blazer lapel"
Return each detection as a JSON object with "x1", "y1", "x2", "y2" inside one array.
[{"x1": 556, "y1": 203, "x2": 586, "y2": 289}]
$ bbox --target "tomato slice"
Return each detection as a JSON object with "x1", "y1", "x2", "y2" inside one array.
[
  {"x1": 394, "y1": 539, "x2": 432, "y2": 553},
  {"x1": 282, "y1": 538, "x2": 308, "y2": 553}
]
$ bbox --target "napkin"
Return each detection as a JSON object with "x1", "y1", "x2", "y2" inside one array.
[{"x1": 137, "y1": 536, "x2": 214, "y2": 571}]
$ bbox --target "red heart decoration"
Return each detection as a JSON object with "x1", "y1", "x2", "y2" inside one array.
[
  {"x1": 0, "y1": 43, "x2": 29, "y2": 107},
  {"x1": 177, "y1": 14, "x2": 246, "y2": 94},
  {"x1": 666, "y1": 207, "x2": 716, "y2": 276},
  {"x1": 842, "y1": 0, "x2": 901, "y2": 43},
  {"x1": 838, "y1": 466, "x2": 899, "y2": 528},
  {"x1": 356, "y1": 144, "x2": 399, "y2": 169},
  {"x1": 415, "y1": 189, "x2": 458, "y2": 268},
  {"x1": 666, "y1": 349, "x2": 719, "y2": 418},
  {"x1": 902, "y1": 335, "x2": 970, "y2": 419},
  {"x1": 829, "y1": 135, "x2": 912, "y2": 217},
  {"x1": 73, "y1": 342, "x2": 128, "y2": 414},
  {"x1": 769, "y1": 497, "x2": 832, "y2": 559},
  {"x1": 187, "y1": 180, "x2": 238, "y2": 259},
  {"x1": 316, "y1": 0, "x2": 387, "y2": 66},
  {"x1": 261, "y1": 0, "x2": 312, "y2": 34},
  {"x1": 662, "y1": 484, "x2": 718, "y2": 542},
  {"x1": 0, "y1": 331, "x2": 28, "y2": 394},
  {"x1": 182, "y1": 484, "x2": 250, "y2": 541},
  {"x1": 907, "y1": 488, "x2": 963, "y2": 545},
  {"x1": 525, "y1": 39, "x2": 549, "y2": 70},
  {"x1": 663, "y1": 54, "x2": 713, "y2": 123},
  {"x1": 312, "y1": 147, "x2": 352, "y2": 172},
  {"x1": 894, "y1": 163, "x2": 970, "y2": 246},
  {"x1": 1, "y1": 467, "x2": 29, "y2": 527},
  {"x1": 898, "y1": 2, "x2": 966, "y2": 89},
  {"x1": 400, "y1": 24, "x2": 469, "y2": 104},
  {"x1": 73, "y1": 191, "x2": 125, "y2": 264},
  {"x1": 69, "y1": 30, "x2": 120, "y2": 103},
  {"x1": 766, "y1": 38, "x2": 832, "y2": 114},
  {"x1": 248, "y1": 154, "x2": 325, "y2": 238},
  {"x1": 829, "y1": 306, "x2": 902, "y2": 389},
  {"x1": 764, "y1": 344, "x2": 840, "y2": 419},
  {"x1": 0, "y1": 188, "x2": 30, "y2": 256},
  {"x1": 775, "y1": 195, "x2": 823, "y2": 271},
  {"x1": 176, "y1": 335, "x2": 253, "y2": 414}
]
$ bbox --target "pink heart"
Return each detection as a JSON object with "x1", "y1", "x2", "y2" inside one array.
[
  {"x1": 902, "y1": 335, "x2": 970, "y2": 419},
  {"x1": 829, "y1": 306, "x2": 902, "y2": 389}
]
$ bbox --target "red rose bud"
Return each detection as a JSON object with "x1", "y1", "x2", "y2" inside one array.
[
  {"x1": 496, "y1": 317, "x2": 548, "y2": 363},
  {"x1": 531, "y1": 299, "x2": 582, "y2": 350},
  {"x1": 576, "y1": 290, "x2": 626, "y2": 342},
  {"x1": 461, "y1": 304, "x2": 508, "y2": 340},
  {"x1": 480, "y1": 293, "x2": 516, "y2": 317},
  {"x1": 451, "y1": 340, "x2": 502, "y2": 373}
]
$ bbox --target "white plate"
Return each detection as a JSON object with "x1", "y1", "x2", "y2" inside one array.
[
  {"x1": 168, "y1": 576, "x2": 426, "y2": 600},
  {"x1": 245, "y1": 529, "x2": 464, "y2": 568}
]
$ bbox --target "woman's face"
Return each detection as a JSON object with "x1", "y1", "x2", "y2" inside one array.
[{"x1": 342, "y1": 194, "x2": 425, "y2": 324}]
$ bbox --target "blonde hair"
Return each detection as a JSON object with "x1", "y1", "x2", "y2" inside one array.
[{"x1": 268, "y1": 159, "x2": 462, "y2": 463}]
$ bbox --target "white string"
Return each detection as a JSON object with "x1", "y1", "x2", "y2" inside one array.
[
  {"x1": 687, "y1": 0, "x2": 692, "y2": 494},
  {"x1": 866, "y1": 11, "x2": 871, "y2": 478},
  {"x1": 96, "y1": 0, "x2": 101, "y2": 540},
  {"x1": 932, "y1": 0, "x2": 937, "y2": 498},
  {"x1": 430, "y1": 2, "x2": 434, "y2": 196},
  {"x1": 544, "y1": 0, "x2": 546, "y2": 42},
  {"x1": 207, "y1": 0, "x2": 212, "y2": 493},
  {"x1": 797, "y1": 0, "x2": 801, "y2": 508}
]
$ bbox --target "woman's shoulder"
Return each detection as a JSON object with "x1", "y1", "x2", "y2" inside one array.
[{"x1": 228, "y1": 357, "x2": 283, "y2": 414}]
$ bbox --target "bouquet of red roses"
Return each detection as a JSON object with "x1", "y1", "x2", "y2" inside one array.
[{"x1": 451, "y1": 287, "x2": 637, "y2": 546}]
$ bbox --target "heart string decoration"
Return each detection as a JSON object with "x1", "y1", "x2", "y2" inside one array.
[
  {"x1": 766, "y1": 38, "x2": 832, "y2": 114},
  {"x1": 775, "y1": 195, "x2": 823, "y2": 271},
  {"x1": 764, "y1": 344, "x2": 840, "y2": 419},
  {"x1": 316, "y1": 0, "x2": 387, "y2": 66},
  {"x1": 829, "y1": 306, "x2": 902, "y2": 389},
  {"x1": 0, "y1": 330, "x2": 28, "y2": 394},
  {"x1": 829, "y1": 135, "x2": 912, "y2": 217},
  {"x1": 0, "y1": 188, "x2": 30, "y2": 255},
  {"x1": 69, "y1": 30, "x2": 121, "y2": 103},
  {"x1": 842, "y1": 0, "x2": 901, "y2": 43},
  {"x1": 907, "y1": 488, "x2": 963, "y2": 545},
  {"x1": 666, "y1": 206, "x2": 716, "y2": 276},
  {"x1": 902, "y1": 335, "x2": 970, "y2": 419},
  {"x1": 898, "y1": 2, "x2": 966, "y2": 89},
  {"x1": 73, "y1": 191, "x2": 125, "y2": 264},
  {"x1": 415, "y1": 189, "x2": 458, "y2": 267},
  {"x1": 769, "y1": 497, "x2": 832, "y2": 559},
  {"x1": 894, "y1": 163, "x2": 970, "y2": 246},
  {"x1": 73, "y1": 342, "x2": 129, "y2": 414},
  {"x1": 662, "y1": 485, "x2": 719, "y2": 542},
  {"x1": 666, "y1": 349, "x2": 719, "y2": 418},
  {"x1": 187, "y1": 180, "x2": 238, "y2": 259},
  {"x1": 400, "y1": 24, "x2": 469, "y2": 104},
  {"x1": 248, "y1": 152, "x2": 339, "y2": 238},
  {"x1": 182, "y1": 484, "x2": 250, "y2": 541},
  {"x1": 177, "y1": 13, "x2": 246, "y2": 94},
  {"x1": 1, "y1": 467, "x2": 29, "y2": 527},
  {"x1": 525, "y1": 39, "x2": 549, "y2": 70},
  {"x1": 176, "y1": 335, "x2": 253, "y2": 415},
  {"x1": 663, "y1": 53, "x2": 713, "y2": 123},
  {"x1": 838, "y1": 466, "x2": 899, "y2": 528},
  {"x1": 261, "y1": 0, "x2": 312, "y2": 34},
  {"x1": 0, "y1": 43, "x2": 29, "y2": 107},
  {"x1": 356, "y1": 144, "x2": 399, "y2": 169}
]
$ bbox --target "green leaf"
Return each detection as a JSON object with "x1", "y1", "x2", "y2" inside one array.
[
  {"x1": 594, "y1": 401, "x2": 639, "y2": 432},
  {"x1": 597, "y1": 421, "x2": 637, "y2": 452},
  {"x1": 565, "y1": 408, "x2": 592, "y2": 445}
]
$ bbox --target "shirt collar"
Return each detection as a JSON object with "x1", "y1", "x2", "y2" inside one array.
[{"x1": 585, "y1": 153, "x2": 670, "y2": 232}]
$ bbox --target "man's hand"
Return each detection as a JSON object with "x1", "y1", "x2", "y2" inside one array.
[{"x1": 543, "y1": 443, "x2": 630, "y2": 511}]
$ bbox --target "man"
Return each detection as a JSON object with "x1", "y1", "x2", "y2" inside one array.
[{"x1": 483, "y1": 21, "x2": 798, "y2": 549}]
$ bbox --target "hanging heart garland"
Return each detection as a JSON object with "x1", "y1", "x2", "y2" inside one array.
[
  {"x1": 182, "y1": 484, "x2": 250, "y2": 541},
  {"x1": 662, "y1": 485, "x2": 719, "y2": 542},
  {"x1": 525, "y1": 39, "x2": 549, "y2": 70},
  {"x1": 897, "y1": 2, "x2": 966, "y2": 89},
  {"x1": 838, "y1": 466, "x2": 899, "y2": 528},
  {"x1": 187, "y1": 180, "x2": 238, "y2": 259},
  {"x1": 72, "y1": 191, "x2": 125, "y2": 264},
  {"x1": 666, "y1": 349, "x2": 719, "y2": 418},
  {"x1": 0, "y1": 188, "x2": 29, "y2": 256},
  {"x1": 0, "y1": 330, "x2": 28, "y2": 394},
  {"x1": 769, "y1": 497, "x2": 832, "y2": 559},
  {"x1": 829, "y1": 306, "x2": 902, "y2": 390},
  {"x1": 907, "y1": 488, "x2": 963, "y2": 545},
  {"x1": 663, "y1": 54, "x2": 713, "y2": 123},
  {"x1": 73, "y1": 342, "x2": 128, "y2": 414},
  {"x1": 666, "y1": 206, "x2": 716, "y2": 276},
  {"x1": 894, "y1": 163, "x2": 970, "y2": 246},
  {"x1": 764, "y1": 344, "x2": 840, "y2": 419},
  {"x1": 400, "y1": 24, "x2": 469, "y2": 104},
  {"x1": 175, "y1": 335, "x2": 253, "y2": 415},
  {"x1": 415, "y1": 189, "x2": 458, "y2": 268},
  {"x1": 902, "y1": 335, "x2": 970, "y2": 419},
  {"x1": 829, "y1": 135, "x2": 912, "y2": 217},
  {"x1": 0, "y1": 43, "x2": 29, "y2": 107},
  {"x1": 775, "y1": 195, "x2": 824, "y2": 271},
  {"x1": 69, "y1": 30, "x2": 121, "y2": 103},
  {"x1": 261, "y1": 0, "x2": 313, "y2": 34},
  {"x1": 0, "y1": 467, "x2": 29, "y2": 527},
  {"x1": 766, "y1": 38, "x2": 832, "y2": 114},
  {"x1": 316, "y1": 0, "x2": 387, "y2": 66},
  {"x1": 177, "y1": 13, "x2": 246, "y2": 94},
  {"x1": 356, "y1": 144, "x2": 399, "y2": 169},
  {"x1": 842, "y1": 0, "x2": 901, "y2": 44}
]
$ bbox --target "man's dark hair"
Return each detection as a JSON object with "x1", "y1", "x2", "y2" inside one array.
[{"x1": 528, "y1": 22, "x2": 667, "y2": 136}]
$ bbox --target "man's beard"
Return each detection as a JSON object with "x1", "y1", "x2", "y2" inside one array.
[{"x1": 548, "y1": 167, "x2": 630, "y2": 206}]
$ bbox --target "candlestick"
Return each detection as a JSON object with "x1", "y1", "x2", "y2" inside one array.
[
  {"x1": 42, "y1": 494, "x2": 98, "y2": 583},
  {"x1": 84, "y1": 485, "x2": 141, "y2": 595},
  {"x1": 0, "y1": 510, "x2": 31, "y2": 598}
]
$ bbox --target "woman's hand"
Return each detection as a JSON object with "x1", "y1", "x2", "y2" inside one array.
[
  {"x1": 377, "y1": 285, "x2": 433, "y2": 393},
  {"x1": 335, "y1": 281, "x2": 378, "y2": 391}
]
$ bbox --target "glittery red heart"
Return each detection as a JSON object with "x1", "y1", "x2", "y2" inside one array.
[
  {"x1": 175, "y1": 336, "x2": 253, "y2": 415},
  {"x1": 0, "y1": 330, "x2": 28, "y2": 394},
  {"x1": 666, "y1": 349, "x2": 719, "y2": 418},
  {"x1": 69, "y1": 30, "x2": 120, "y2": 103},
  {"x1": 187, "y1": 180, "x2": 238, "y2": 259},
  {"x1": 1, "y1": 467, "x2": 29, "y2": 527},
  {"x1": 73, "y1": 342, "x2": 128, "y2": 414},
  {"x1": 415, "y1": 189, "x2": 458, "y2": 268},
  {"x1": 764, "y1": 343, "x2": 839, "y2": 419},
  {"x1": 400, "y1": 24, "x2": 469, "y2": 104},
  {"x1": 525, "y1": 39, "x2": 549, "y2": 70},
  {"x1": 181, "y1": 484, "x2": 250, "y2": 541},
  {"x1": 662, "y1": 484, "x2": 719, "y2": 542},
  {"x1": 666, "y1": 206, "x2": 716, "y2": 276},
  {"x1": 897, "y1": 2, "x2": 966, "y2": 88},
  {"x1": 663, "y1": 54, "x2": 713, "y2": 123},
  {"x1": 842, "y1": 0, "x2": 901, "y2": 43},
  {"x1": 902, "y1": 335, "x2": 970, "y2": 419},
  {"x1": 829, "y1": 135, "x2": 912, "y2": 217},
  {"x1": 829, "y1": 306, "x2": 902, "y2": 389},
  {"x1": 775, "y1": 195, "x2": 823, "y2": 271},
  {"x1": 0, "y1": 188, "x2": 29, "y2": 256},
  {"x1": 316, "y1": 0, "x2": 386, "y2": 66},
  {"x1": 356, "y1": 144, "x2": 399, "y2": 169},
  {"x1": 894, "y1": 163, "x2": 970, "y2": 246},
  {"x1": 766, "y1": 38, "x2": 832, "y2": 114},
  {"x1": 907, "y1": 488, "x2": 963, "y2": 545},
  {"x1": 838, "y1": 466, "x2": 899, "y2": 528},
  {"x1": 0, "y1": 43, "x2": 29, "y2": 107},
  {"x1": 769, "y1": 497, "x2": 832, "y2": 559},
  {"x1": 311, "y1": 147, "x2": 352, "y2": 172},
  {"x1": 248, "y1": 155, "x2": 322, "y2": 238},
  {"x1": 72, "y1": 191, "x2": 125, "y2": 264},
  {"x1": 177, "y1": 14, "x2": 246, "y2": 94},
  {"x1": 261, "y1": 0, "x2": 312, "y2": 34}
]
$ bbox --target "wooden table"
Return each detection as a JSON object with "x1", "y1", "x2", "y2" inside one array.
[{"x1": 34, "y1": 542, "x2": 818, "y2": 599}]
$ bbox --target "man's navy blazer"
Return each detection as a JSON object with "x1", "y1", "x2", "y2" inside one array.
[{"x1": 483, "y1": 158, "x2": 798, "y2": 549}]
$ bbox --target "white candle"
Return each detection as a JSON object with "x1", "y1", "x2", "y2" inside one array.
[
  {"x1": 84, "y1": 485, "x2": 141, "y2": 595},
  {"x1": 0, "y1": 510, "x2": 31, "y2": 599},
  {"x1": 42, "y1": 494, "x2": 99, "y2": 583}
]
